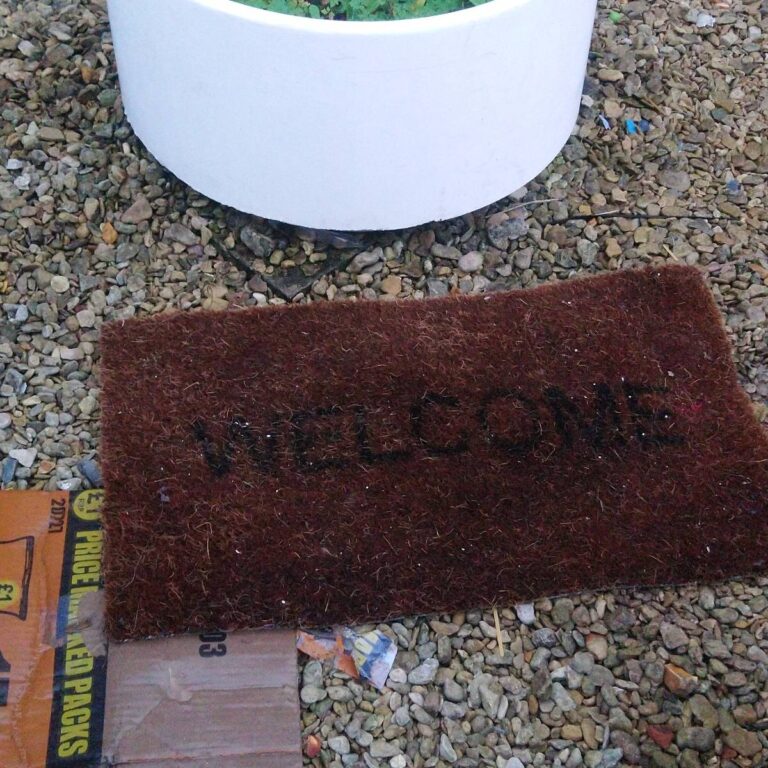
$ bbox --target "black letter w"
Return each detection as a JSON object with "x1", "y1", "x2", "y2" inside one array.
[{"x1": 192, "y1": 417, "x2": 278, "y2": 478}]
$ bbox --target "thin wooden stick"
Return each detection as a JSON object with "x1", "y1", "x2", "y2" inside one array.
[{"x1": 493, "y1": 606, "x2": 505, "y2": 657}]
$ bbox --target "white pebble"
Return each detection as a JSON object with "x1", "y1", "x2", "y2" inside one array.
[
  {"x1": 50, "y1": 275, "x2": 70, "y2": 294},
  {"x1": 696, "y1": 12, "x2": 715, "y2": 27},
  {"x1": 76, "y1": 309, "x2": 96, "y2": 328},
  {"x1": 10, "y1": 448, "x2": 37, "y2": 468},
  {"x1": 516, "y1": 603, "x2": 536, "y2": 625}
]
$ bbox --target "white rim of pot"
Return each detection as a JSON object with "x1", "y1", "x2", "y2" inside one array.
[{"x1": 191, "y1": 0, "x2": 531, "y2": 31}]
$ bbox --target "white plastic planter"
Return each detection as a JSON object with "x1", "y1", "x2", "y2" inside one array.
[{"x1": 108, "y1": 0, "x2": 597, "y2": 230}]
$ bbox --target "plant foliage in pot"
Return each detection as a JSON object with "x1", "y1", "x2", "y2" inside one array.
[{"x1": 236, "y1": 0, "x2": 489, "y2": 20}]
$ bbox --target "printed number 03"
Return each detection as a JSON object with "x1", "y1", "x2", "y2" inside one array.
[{"x1": 198, "y1": 631, "x2": 227, "y2": 658}]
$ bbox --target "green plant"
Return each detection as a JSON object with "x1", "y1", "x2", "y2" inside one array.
[{"x1": 235, "y1": 0, "x2": 489, "y2": 21}]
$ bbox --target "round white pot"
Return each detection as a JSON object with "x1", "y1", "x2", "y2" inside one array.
[{"x1": 108, "y1": 0, "x2": 597, "y2": 230}]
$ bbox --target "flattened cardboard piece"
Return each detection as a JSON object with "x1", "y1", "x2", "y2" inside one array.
[
  {"x1": 0, "y1": 491, "x2": 301, "y2": 768},
  {"x1": 104, "y1": 629, "x2": 300, "y2": 768}
]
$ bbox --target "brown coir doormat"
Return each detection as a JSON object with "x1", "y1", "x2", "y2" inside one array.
[{"x1": 101, "y1": 265, "x2": 768, "y2": 640}]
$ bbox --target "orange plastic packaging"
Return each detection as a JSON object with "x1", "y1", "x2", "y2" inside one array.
[{"x1": 0, "y1": 490, "x2": 106, "y2": 768}]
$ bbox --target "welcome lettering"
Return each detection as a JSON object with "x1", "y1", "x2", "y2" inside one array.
[{"x1": 193, "y1": 379, "x2": 683, "y2": 478}]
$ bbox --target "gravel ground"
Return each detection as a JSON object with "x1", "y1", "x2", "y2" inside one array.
[{"x1": 1, "y1": 0, "x2": 767, "y2": 765}]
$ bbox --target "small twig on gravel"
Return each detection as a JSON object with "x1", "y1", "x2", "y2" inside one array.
[
  {"x1": 492, "y1": 607, "x2": 505, "y2": 657},
  {"x1": 491, "y1": 202, "x2": 745, "y2": 226},
  {"x1": 495, "y1": 198, "x2": 559, "y2": 216},
  {"x1": 559, "y1": 209, "x2": 745, "y2": 223},
  {"x1": 624, "y1": 95, "x2": 663, "y2": 113}
]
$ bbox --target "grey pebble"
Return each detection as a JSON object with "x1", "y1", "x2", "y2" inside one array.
[
  {"x1": 328, "y1": 735, "x2": 350, "y2": 755},
  {"x1": 165, "y1": 222, "x2": 197, "y2": 245},
  {"x1": 426, "y1": 278, "x2": 449, "y2": 297},
  {"x1": 577, "y1": 240, "x2": 599, "y2": 266},
  {"x1": 327, "y1": 686, "x2": 354, "y2": 702},
  {"x1": 571, "y1": 651, "x2": 595, "y2": 674},
  {"x1": 658, "y1": 169, "x2": 692, "y2": 192},
  {"x1": 348, "y1": 248, "x2": 383, "y2": 274},
  {"x1": 600, "y1": 748, "x2": 623, "y2": 768},
  {"x1": 552, "y1": 683, "x2": 577, "y2": 712},
  {"x1": 661, "y1": 622, "x2": 690, "y2": 649},
  {"x1": 2, "y1": 458, "x2": 19, "y2": 486},
  {"x1": 388, "y1": 668, "x2": 407, "y2": 685},
  {"x1": 370, "y1": 739, "x2": 402, "y2": 759},
  {"x1": 677, "y1": 727, "x2": 715, "y2": 752},
  {"x1": 122, "y1": 195, "x2": 152, "y2": 224},
  {"x1": 532, "y1": 628, "x2": 558, "y2": 648},
  {"x1": 76, "y1": 459, "x2": 102, "y2": 486},
  {"x1": 439, "y1": 733, "x2": 458, "y2": 763},
  {"x1": 392, "y1": 706, "x2": 411, "y2": 727},
  {"x1": 407, "y1": 658, "x2": 439, "y2": 685},
  {"x1": 300, "y1": 684, "x2": 326, "y2": 704},
  {"x1": 444, "y1": 678, "x2": 465, "y2": 702},
  {"x1": 458, "y1": 251, "x2": 484, "y2": 273},
  {"x1": 487, "y1": 217, "x2": 529, "y2": 250}
]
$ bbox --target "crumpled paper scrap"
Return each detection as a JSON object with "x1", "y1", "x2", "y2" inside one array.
[{"x1": 297, "y1": 627, "x2": 397, "y2": 690}]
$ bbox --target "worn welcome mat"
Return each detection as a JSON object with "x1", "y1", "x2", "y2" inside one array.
[{"x1": 101, "y1": 265, "x2": 768, "y2": 640}]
